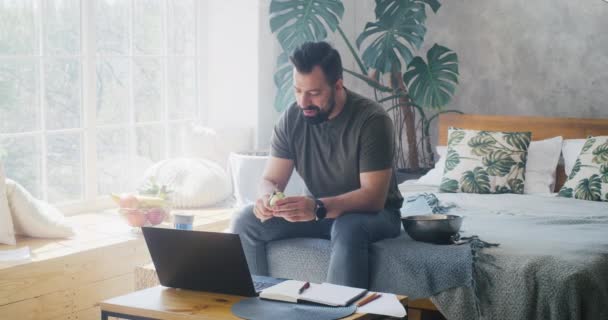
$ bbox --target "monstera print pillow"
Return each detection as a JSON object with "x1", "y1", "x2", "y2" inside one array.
[
  {"x1": 558, "y1": 136, "x2": 608, "y2": 202},
  {"x1": 439, "y1": 128, "x2": 532, "y2": 194}
]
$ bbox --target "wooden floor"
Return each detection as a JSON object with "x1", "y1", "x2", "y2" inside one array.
[{"x1": 0, "y1": 207, "x2": 234, "y2": 320}]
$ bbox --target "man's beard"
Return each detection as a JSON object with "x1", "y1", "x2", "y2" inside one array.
[{"x1": 301, "y1": 91, "x2": 336, "y2": 125}]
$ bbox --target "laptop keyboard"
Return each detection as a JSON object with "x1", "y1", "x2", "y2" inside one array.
[{"x1": 253, "y1": 280, "x2": 276, "y2": 291}]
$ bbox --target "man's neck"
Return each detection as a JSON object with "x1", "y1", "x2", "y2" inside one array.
[{"x1": 327, "y1": 88, "x2": 347, "y2": 120}]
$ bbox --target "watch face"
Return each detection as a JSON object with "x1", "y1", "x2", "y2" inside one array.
[{"x1": 315, "y1": 199, "x2": 327, "y2": 220}]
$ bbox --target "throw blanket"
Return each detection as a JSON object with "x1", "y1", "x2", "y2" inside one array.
[
  {"x1": 384, "y1": 193, "x2": 494, "y2": 300},
  {"x1": 425, "y1": 193, "x2": 608, "y2": 320}
]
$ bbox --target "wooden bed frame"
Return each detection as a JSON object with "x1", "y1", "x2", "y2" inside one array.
[{"x1": 437, "y1": 113, "x2": 608, "y2": 192}]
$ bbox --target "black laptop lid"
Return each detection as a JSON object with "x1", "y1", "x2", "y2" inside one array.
[{"x1": 142, "y1": 227, "x2": 257, "y2": 297}]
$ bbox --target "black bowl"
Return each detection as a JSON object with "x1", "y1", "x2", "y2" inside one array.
[{"x1": 401, "y1": 214, "x2": 463, "y2": 244}]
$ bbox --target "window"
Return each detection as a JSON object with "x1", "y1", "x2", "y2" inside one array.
[{"x1": 0, "y1": 0, "x2": 206, "y2": 211}]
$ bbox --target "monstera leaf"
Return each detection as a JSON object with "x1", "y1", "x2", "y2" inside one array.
[
  {"x1": 269, "y1": 0, "x2": 344, "y2": 53},
  {"x1": 375, "y1": 0, "x2": 441, "y2": 19},
  {"x1": 592, "y1": 142, "x2": 608, "y2": 164},
  {"x1": 468, "y1": 135, "x2": 496, "y2": 156},
  {"x1": 439, "y1": 178, "x2": 459, "y2": 193},
  {"x1": 558, "y1": 187, "x2": 573, "y2": 198},
  {"x1": 444, "y1": 149, "x2": 460, "y2": 171},
  {"x1": 460, "y1": 167, "x2": 491, "y2": 194},
  {"x1": 569, "y1": 158, "x2": 582, "y2": 180},
  {"x1": 403, "y1": 44, "x2": 459, "y2": 109},
  {"x1": 273, "y1": 52, "x2": 296, "y2": 111},
  {"x1": 581, "y1": 138, "x2": 596, "y2": 153},
  {"x1": 356, "y1": 0, "x2": 426, "y2": 73},
  {"x1": 601, "y1": 164, "x2": 608, "y2": 183},
  {"x1": 575, "y1": 174, "x2": 602, "y2": 201},
  {"x1": 448, "y1": 130, "x2": 465, "y2": 146},
  {"x1": 503, "y1": 132, "x2": 531, "y2": 151},
  {"x1": 482, "y1": 150, "x2": 516, "y2": 177},
  {"x1": 508, "y1": 178, "x2": 525, "y2": 194}
]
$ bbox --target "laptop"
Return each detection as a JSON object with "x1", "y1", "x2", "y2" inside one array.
[{"x1": 141, "y1": 227, "x2": 283, "y2": 297}]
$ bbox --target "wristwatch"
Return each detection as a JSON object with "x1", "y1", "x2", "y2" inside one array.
[{"x1": 314, "y1": 199, "x2": 327, "y2": 221}]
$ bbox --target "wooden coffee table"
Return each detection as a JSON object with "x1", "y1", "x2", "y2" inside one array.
[{"x1": 100, "y1": 285, "x2": 407, "y2": 320}]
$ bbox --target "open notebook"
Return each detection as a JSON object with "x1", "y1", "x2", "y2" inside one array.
[{"x1": 259, "y1": 280, "x2": 367, "y2": 307}]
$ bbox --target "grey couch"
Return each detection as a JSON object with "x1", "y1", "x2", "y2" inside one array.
[{"x1": 264, "y1": 231, "x2": 473, "y2": 300}]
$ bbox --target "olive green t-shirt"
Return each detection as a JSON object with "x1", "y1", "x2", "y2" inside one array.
[{"x1": 270, "y1": 89, "x2": 404, "y2": 210}]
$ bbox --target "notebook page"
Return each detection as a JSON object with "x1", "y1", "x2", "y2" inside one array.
[
  {"x1": 300, "y1": 282, "x2": 367, "y2": 306},
  {"x1": 259, "y1": 280, "x2": 305, "y2": 303},
  {"x1": 355, "y1": 292, "x2": 407, "y2": 318}
]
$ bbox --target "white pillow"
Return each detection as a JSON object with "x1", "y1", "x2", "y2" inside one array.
[
  {"x1": 418, "y1": 137, "x2": 563, "y2": 193},
  {"x1": 415, "y1": 146, "x2": 447, "y2": 185},
  {"x1": 524, "y1": 136, "x2": 563, "y2": 194},
  {"x1": 5, "y1": 179, "x2": 74, "y2": 238},
  {"x1": 562, "y1": 139, "x2": 586, "y2": 175},
  {"x1": 0, "y1": 165, "x2": 16, "y2": 245},
  {"x1": 140, "y1": 158, "x2": 232, "y2": 208}
]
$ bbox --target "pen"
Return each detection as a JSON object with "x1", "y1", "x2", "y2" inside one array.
[
  {"x1": 298, "y1": 281, "x2": 310, "y2": 294},
  {"x1": 356, "y1": 293, "x2": 382, "y2": 307}
]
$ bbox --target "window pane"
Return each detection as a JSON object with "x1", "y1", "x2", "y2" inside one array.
[
  {"x1": 167, "y1": 58, "x2": 196, "y2": 120},
  {"x1": 136, "y1": 125, "x2": 164, "y2": 163},
  {"x1": 42, "y1": 0, "x2": 80, "y2": 55},
  {"x1": 167, "y1": 121, "x2": 190, "y2": 157},
  {"x1": 47, "y1": 132, "x2": 82, "y2": 202},
  {"x1": 0, "y1": 58, "x2": 39, "y2": 133},
  {"x1": 45, "y1": 58, "x2": 81, "y2": 129},
  {"x1": 134, "y1": 58, "x2": 162, "y2": 122},
  {"x1": 0, "y1": 0, "x2": 37, "y2": 55},
  {"x1": 167, "y1": 0, "x2": 195, "y2": 55},
  {"x1": 96, "y1": 58, "x2": 130, "y2": 125},
  {"x1": 95, "y1": 0, "x2": 130, "y2": 55},
  {"x1": 133, "y1": 0, "x2": 163, "y2": 55},
  {"x1": 0, "y1": 135, "x2": 42, "y2": 198},
  {"x1": 97, "y1": 128, "x2": 129, "y2": 194}
]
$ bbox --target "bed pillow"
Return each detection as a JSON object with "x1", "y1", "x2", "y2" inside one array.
[
  {"x1": 558, "y1": 136, "x2": 608, "y2": 202},
  {"x1": 0, "y1": 164, "x2": 16, "y2": 245},
  {"x1": 439, "y1": 128, "x2": 532, "y2": 194},
  {"x1": 415, "y1": 146, "x2": 447, "y2": 185},
  {"x1": 5, "y1": 179, "x2": 74, "y2": 238},
  {"x1": 562, "y1": 139, "x2": 586, "y2": 175},
  {"x1": 524, "y1": 136, "x2": 563, "y2": 194}
]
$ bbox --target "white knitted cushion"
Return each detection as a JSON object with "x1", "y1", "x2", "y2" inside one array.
[
  {"x1": 6, "y1": 179, "x2": 74, "y2": 238},
  {"x1": 0, "y1": 164, "x2": 16, "y2": 245},
  {"x1": 140, "y1": 158, "x2": 231, "y2": 208}
]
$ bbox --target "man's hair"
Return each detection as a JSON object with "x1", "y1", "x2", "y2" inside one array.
[{"x1": 289, "y1": 41, "x2": 343, "y2": 85}]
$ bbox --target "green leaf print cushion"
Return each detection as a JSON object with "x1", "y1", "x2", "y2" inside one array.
[
  {"x1": 558, "y1": 136, "x2": 608, "y2": 202},
  {"x1": 439, "y1": 128, "x2": 531, "y2": 194}
]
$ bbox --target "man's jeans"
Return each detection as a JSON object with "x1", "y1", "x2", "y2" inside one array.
[{"x1": 230, "y1": 205, "x2": 401, "y2": 289}]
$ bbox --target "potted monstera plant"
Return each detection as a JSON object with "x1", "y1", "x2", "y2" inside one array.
[{"x1": 269, "y1": 0, "x2": 461, "y2": 171}]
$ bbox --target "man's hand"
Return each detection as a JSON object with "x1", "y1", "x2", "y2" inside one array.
[
  {"x1": 272, "y1": 196, "x2": 316, "y2": 222},
  {"x1": 253, "y1": 194, "x2": 274, "y2": 222}
]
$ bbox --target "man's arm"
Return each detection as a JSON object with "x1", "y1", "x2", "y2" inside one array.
[
  {"x1": 321, "y1": 168, "x2": 392, "y2": 218},
  {"x1": 272, "y1": 168, "x2": 392, "y2": 221},
  {"x1": 259, "y1": 156, "x2": 295, "y2": 196},
  {"x1": 253, "y1": 156, "x2": 295, "y2": 222}
]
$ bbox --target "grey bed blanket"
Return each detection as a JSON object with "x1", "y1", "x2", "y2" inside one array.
[{"x1": 426, "y1": 193, "x2": 608, "y2": 320}]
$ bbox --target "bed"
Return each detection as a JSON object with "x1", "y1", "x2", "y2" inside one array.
[{"x1": 403, "y1": 114, "x2": 608, "y2": 320}]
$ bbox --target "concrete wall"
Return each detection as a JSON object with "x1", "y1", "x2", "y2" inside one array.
[{"x1": 257, "y1": 0, "x2": 608, "y2": 149}]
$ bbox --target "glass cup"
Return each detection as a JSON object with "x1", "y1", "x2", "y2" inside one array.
[{"x1": 173, "y1": 213, "x2": 194, "y2": 230}]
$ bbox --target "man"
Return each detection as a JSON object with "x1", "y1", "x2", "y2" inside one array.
[{"x1": 231, "y1": 41, "x2": 403, "y2": 289}]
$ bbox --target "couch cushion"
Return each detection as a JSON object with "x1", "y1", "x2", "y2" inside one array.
[{"x1": 266, "y1": 232, "x2": 473, "y2": 299}]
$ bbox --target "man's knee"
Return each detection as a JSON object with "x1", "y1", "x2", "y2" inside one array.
[
  {"x1": 330, "y1": 213, "x2": 371, "y2": 245},
  {"x1": 230, "y1": 204, "x2": 257, "y2": 233}
]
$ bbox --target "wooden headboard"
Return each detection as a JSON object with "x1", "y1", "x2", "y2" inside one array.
[{"x1": 437, "y1": 114, "x2": 608, "y2": 192}]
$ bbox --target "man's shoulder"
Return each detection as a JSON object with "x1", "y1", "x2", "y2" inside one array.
[{"x1": 347, "y1": 90, "x2": 390, "y2": 120}]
